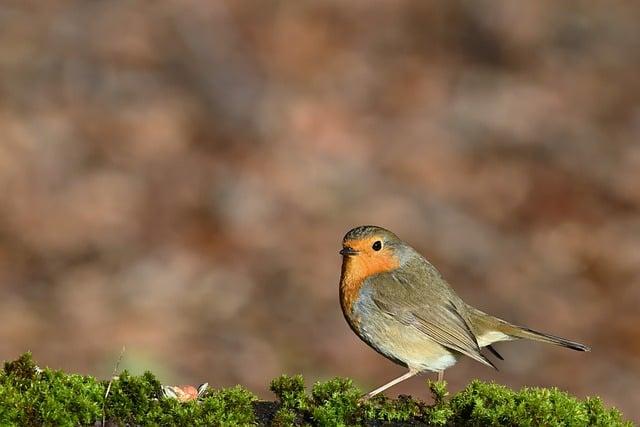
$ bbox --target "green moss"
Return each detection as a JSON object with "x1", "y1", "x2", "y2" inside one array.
[
  {"x1": 104, "y1": 371, "x2": 256, "y2": 426},
  {"x1": 310, "y1": 377, "x2": 362, "y2": 426},
  {"x1": 447, "y1": 380, "x2": 632, "y2": 427},
  {"x1": 198, "y1": 386, "x2": 257, "y2": 426},
  {"x1": 270, "y1": 374, "x2": 310, "y2": 411},
  {"x1": 0, "y1": 353, "x2": 631, "y2": 426},
  {"x1": 270, "y1": 375, "x2": 309, "y2": 426},
  {"x1": 102, "y1": 370, "x2": 163, "y2": 424},
  {"x1": 267, "y1": 375, "x2": 630, "y2": 427},
  {"x1": 0, "y1": 353, "x2": 104, "y2": 426},
  {"x1": 271, "y1": 407, "x2": 298, "y2": 426},
  {"x1": 361, "y1": 394, "x2": 424, "y2": 423},
  {"x1": 3, "y1": 352, "x2": 38, "y2": 383}
]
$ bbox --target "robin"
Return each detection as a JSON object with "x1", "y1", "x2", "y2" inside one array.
[{"x1": 339, "y1": 225, "x2": 590, "y2": 398}]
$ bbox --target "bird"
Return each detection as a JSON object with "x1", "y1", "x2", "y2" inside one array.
[{"x1": 338, "y1": 225, "x2": 590, "y2": 398}]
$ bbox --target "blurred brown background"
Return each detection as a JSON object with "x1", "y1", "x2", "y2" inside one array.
[{"x1": 1, "y1": 0, "x2": 639, "y2": 420}]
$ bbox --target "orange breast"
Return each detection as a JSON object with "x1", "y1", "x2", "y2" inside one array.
[{"x1": 339, "y1": 250, "x2": 400, "y2": 322}]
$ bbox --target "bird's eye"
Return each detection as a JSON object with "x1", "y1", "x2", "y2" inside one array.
[{"x1": 372, "y1": 240, "x2": 382, "y2": 251}]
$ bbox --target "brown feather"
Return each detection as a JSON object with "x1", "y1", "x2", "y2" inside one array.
[{"x1": 368, "y1": 258, "x2": 497, "y2": 370}]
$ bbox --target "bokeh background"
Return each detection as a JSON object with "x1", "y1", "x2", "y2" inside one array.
[{"x1": 1, "y1": 0, "x2": 639, "y2": 420}]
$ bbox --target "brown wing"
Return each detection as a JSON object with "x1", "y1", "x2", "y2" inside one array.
[{"x1": 369, "y1": 258, "x2": 497, "y2": 369}]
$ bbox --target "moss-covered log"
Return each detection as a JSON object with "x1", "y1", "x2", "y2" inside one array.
[{"x1": 0, "y1": 353, "x2": 630, "y2": 426}]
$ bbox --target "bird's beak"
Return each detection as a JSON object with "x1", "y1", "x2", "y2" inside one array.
[{"x1": 340, "y1": 246, "x2": 359, "y2": 256}]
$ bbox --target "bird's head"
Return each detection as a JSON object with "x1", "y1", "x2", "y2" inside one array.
[{"x1": 340, "y1": 225, "x2": 407, "y2": 283}]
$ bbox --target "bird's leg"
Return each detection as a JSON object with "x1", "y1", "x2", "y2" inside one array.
[
  {"x1": 437, "y1": 370, "x2": 444, "y2": 382},
  {"x1": 363, "y1": 370, "x2": 418, "y2": 399}
]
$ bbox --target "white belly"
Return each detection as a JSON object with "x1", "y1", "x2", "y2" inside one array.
[
  {"x1": 416, "y1": 353, "x2": 457, "y2": 372},
  {"x1": 359, "y1": 319, "x2": 460, "y2": 373}
]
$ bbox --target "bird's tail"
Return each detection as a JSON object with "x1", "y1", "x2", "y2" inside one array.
[
  {"x1": 495, "y1": 321, "x2": 590, "y2": 352},
  {"x1": 468, "y1": 308, "x2": 591, "y2": 352}
]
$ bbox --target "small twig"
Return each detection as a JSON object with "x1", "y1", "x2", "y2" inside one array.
[{"x1": 102, "y1": 346, "x2": 126, "y2": 427}]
